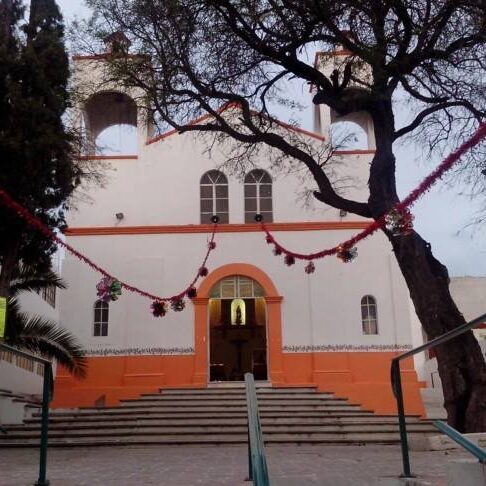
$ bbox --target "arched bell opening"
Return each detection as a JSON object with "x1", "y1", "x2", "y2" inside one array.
[
  {"x1": 330, "y1": 110, "x2": 375, "y2": 150},
  {"x1": 82, "y1": 91, "x2": 138, "y2": 156}
]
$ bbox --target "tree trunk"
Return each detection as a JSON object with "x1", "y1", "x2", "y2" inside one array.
[
  {"x1": 0, "y1": 240, "x2": 20, "y2": 298},
  {"x1": 368, "y1": 100, "x2": 486, "y2": 432},
  {"x1": 389, "y1": 230, "x2": 486, "y2": 432}
]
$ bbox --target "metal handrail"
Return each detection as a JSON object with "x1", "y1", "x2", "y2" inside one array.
[
  {"x1": 433, "y1": 421, "x2": 486, "y2": 463},
  {"x1": 391, "y1": 312, "x2": 486, "y2": 478},
  {"x1": 244, "y1": 373, "x2": 270, "y2": 486},
  {"x1": 0, "y1": 342, "x2": 53, "y2": 486}
]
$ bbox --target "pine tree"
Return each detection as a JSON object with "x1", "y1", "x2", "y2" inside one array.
[{"x1": 0, "y1": 0, "x2": 80, "y2": 295}]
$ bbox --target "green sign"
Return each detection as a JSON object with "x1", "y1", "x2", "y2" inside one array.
[{"x1": 0, "y1": 297, "x2": 6, "y2": 338}]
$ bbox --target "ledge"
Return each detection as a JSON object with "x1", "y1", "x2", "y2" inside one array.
[{"x1": 65, "y1": 221, "x2": 370, "y2": 236}]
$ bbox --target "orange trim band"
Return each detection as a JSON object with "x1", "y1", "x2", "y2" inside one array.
[
  {"x1": 77, "y1": 155, "x2": 138, "y2": 161},
  {"x1": 335, "y1": 149, "x2": 376, "y2": 155},
  {"x1": 65, "y1": 221, "x2": 370, "y2": 236},
  {"x1": 146, "y1": 102, "x2": 325, "y2": 145},
  {"x1": 146, "y1": 103, "x2": 236, "y2": 145},
  {"x1": 314, "y1": 50, "x2": 353, "y2": 67},
  {"x1": 72, "y1": 54, "x2": 143, "y2": 61}
]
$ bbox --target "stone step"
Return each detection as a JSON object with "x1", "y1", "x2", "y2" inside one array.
[
  {"x1": 119, "y1": 397, "x2": 350, "y2": 406},
  {"x1": 1, "y1": 423, "x2": 434, "y2": 438},
  {"x1": 0, "y1": 431, "x2": 435, "y2": 448},
  {"x1": 43, "y1": 406, "x2": 367, "y2": 416},
  {"x1": 22, "y1": 415, "x2": 423, "y2": 427},
  {"x1": 157, "y1": 387, "x2": 319, "y2": 396},
  {"x1": 141, "y1": 393, "x2": 338, "y2": 401},
  {"x1": 39, "y1": 410, "x2": 377, "y2": 421},
  {"x1": 117, "y1": 401, "x2": 364, "y2": 409}
]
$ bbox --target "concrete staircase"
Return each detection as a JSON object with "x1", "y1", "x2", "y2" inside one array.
[
  {"x1": 0, "y1": 388, "x2": 41, "y2": 426},
  {"x1": 0, "y1": 386, "x2": 435, "y2": 447}
]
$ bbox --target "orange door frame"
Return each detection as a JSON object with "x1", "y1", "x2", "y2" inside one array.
[{"x1": 192, "y1": 263, "x2": 284, "y2": 386}]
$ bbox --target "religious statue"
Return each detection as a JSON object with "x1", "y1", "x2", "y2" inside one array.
[{"x1": 235, "y1": 304, "x2": 242, "y2": 325}]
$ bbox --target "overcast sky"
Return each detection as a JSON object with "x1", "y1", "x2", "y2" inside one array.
[{"x1": 57, "y1": 0, "x2": 486, "y2": 277}]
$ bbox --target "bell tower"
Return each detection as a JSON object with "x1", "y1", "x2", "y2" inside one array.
[
  {"x1": 313, "y1": 43, "x2": 376, "y2": 151},
  {"x1": 71, "y1": 32, "x2": 154, "y2": 156}
]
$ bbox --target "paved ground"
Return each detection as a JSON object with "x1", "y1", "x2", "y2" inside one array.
[{"x1": 0, "y1": 444, "x2": 470, "y2": 486}]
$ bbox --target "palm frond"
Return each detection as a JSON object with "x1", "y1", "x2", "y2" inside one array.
[
  {"x1": 6, "y1": 313, "x2": 87, "y2": 379},
  {"x1": 10, "y1": 267, "x2": 66, "y2": 296}
]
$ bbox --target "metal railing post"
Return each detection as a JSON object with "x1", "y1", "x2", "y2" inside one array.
[
  {"x1": 389, "y1": 312, "x2": 486, "y2": 479},
  {"x1": 35, "y1": 363, "x2": 51, "y2": 486},
  {"x1": 433, "y1": 421, "x2": 486, "y2": 462},
  {"x1": 247, "y1": 426, "x2": 253, "y2": 481},
  {"x1": 391, "y1": 360, "x2": 412, "y2": 478},
  {"x1": 245, "y1": 373, "x2": 270, "y2": 486},
  {"x1": 0, "y1": 344, "x2": 54, "y2": 486}
]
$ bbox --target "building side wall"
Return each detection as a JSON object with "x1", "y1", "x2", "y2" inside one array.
[{"x1": 0, "y1": 292, "x2": 58, "y2": 397}]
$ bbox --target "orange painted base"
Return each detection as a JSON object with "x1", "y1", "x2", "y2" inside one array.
[
  {"x1": 281, "y1": 352, "x2": 425, "y2": 416},
  {"x1": 52, "y1": 351, "x2": 424, "y2": 416},
  {"x1": 52, "y1": 355, "x2": 196, "y2": 408}
]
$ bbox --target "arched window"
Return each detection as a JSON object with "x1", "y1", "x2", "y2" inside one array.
[
  {"x1": 200, "y1": 170, "x2": 229, "y2": 224},
  {"x1": 94, "y1": 300, "x2": 109, "y2": 337},
  {"x1": 244, "y1": 169, "x2": 273, "y2": 223},
  {"x1": 361, "y1": 295, "x2": 378, "y2": 335}
]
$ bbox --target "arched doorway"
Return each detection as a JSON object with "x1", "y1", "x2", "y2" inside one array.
[
  {"x1": 208, "y1": 276, "x2": 267, "y2": 382},
  {"x1": 193, "y1": 263, "x2": 284, "y2": 386}
]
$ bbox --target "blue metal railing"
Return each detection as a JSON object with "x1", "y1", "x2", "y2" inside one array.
[
  {"x1": 244, "y1": 373, "x2": 270, "y2": 486},
  {"x1": 433, "y1": 421, "x2": 486, "y2": 463},
  {"x1": 391, "y1": 312, "x2": 486, "y2": 478},
  {"x1": 0, "y1": 343, "x2": 53, "y2": 486}
]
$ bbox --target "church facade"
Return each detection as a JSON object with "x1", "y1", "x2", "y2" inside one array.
[{"x1": 52, "y1": 50, "x2": 424, "y2": 416}]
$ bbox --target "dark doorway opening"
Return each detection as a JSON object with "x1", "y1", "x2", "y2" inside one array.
[{"x1": 208, "y1": 276, "x2": 267, "y2": 381}]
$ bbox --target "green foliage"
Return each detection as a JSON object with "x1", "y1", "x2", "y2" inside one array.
[
  {"x1": 5, "y1": 266, "x2": 87, "y2": 378},
  {"x1": 0, "y1": 0, "x2": 81, "y2": 275}
]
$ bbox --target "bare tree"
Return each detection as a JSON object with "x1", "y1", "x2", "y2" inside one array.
[{"x1": 78, "y1": 0, "x2": 486, "y2": 432}]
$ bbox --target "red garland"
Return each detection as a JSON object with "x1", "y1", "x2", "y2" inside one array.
[
  {"x1": 0, "y1": 188, "x2": 218, "y2": 303},
  {"x1": 261, "y1": 122, "x2": 486, "y2": 263}
]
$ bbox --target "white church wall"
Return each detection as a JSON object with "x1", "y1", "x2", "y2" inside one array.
[
  {"x1": 60, "y1": 227, "x2": 414, "y2": 355},
  {"x1": 69, "y1": 132, "x2": 371, "y2": 229}
]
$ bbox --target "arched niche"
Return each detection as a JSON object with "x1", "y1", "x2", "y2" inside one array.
[
  {"x1": 330, "y1": 110, "x2": 375, "y2": 150},
  {"x1": 82, "y1": 91, "x2": 138, "y2": 155}
]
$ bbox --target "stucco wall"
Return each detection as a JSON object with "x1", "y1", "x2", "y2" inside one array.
[{"x1": 60, "y1": 228, "x2": 413, "y2": 355}]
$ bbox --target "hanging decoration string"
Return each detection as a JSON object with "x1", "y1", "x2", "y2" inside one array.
[
  {"x1": 261, "y1": 122, "x2": 486, "y2": 264},
  {"x1": 0, "y1": 187, "x2": 218, "y2": 304}
]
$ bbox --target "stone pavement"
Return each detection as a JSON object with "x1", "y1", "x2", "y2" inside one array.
[{"x1": 0, "y1": 444, "x2": 470, "y2": 486}]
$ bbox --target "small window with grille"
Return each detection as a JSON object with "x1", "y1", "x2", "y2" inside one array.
[
  {"x1": 94, "y1": 300, "x2": 109, "y2": 337},
  {"x1": 361, "y1": 295, "x2": 378, "y2": 335}
]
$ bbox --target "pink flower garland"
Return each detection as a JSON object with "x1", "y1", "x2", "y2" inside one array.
[
  {"x1": 262, "y1": 122, "x2": 486, "y2": 265},
  {"x1": 0, "y1": 122, "x2": 484, "y2": 304},
  {"x1": 0, "y1": 187, "x2": 218, "y2": 304}
]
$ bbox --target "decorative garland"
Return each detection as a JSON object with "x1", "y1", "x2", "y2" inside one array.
[
  {"x1": 261, "y1": 122, "x2": 486, "y2": 270},
  {"x1": 0, "y1": 122, "x2": 484, "y2": 313},
  {"x1": 0, "y1": 187, "x2": 218, "y2": 316}
]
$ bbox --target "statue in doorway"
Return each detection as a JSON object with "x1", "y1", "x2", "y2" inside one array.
[{"x1": 235, "y1": 304, "x2": 242, "y2": 325}]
